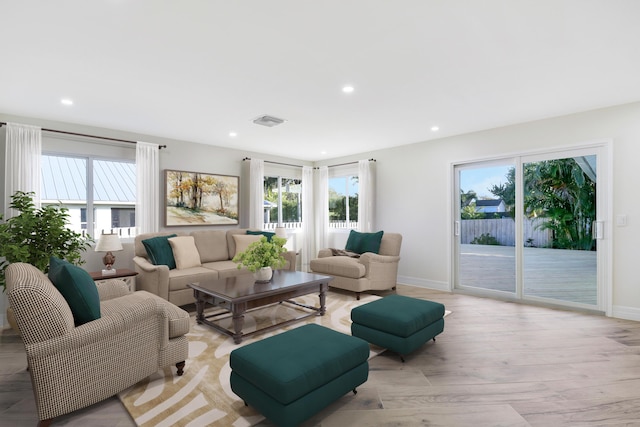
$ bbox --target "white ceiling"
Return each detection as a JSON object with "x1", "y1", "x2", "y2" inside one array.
[{"x1": 2, "y1": 1, "x2": 640, "y2": 161}]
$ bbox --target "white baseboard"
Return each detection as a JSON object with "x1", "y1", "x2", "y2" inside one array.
[
  {"x1": 397, "y1": 275, "x2": 450, "y2": 292},
  {"x1": 612, "y1": 305, "x2": 640, "y2": 322}
]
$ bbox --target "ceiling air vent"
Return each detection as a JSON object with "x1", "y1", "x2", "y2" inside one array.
[{"x1": 253, "y1": 115, "x2": 286, "y2": 127}]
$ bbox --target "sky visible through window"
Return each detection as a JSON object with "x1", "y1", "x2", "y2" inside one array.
[
  {"x1": 460, "y1": 165, "x2": 512, "y2": 198},
  {"x1": 329, "y1": 176, "x2": 358, "y2": 196}
]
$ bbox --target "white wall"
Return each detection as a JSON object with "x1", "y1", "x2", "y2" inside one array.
[
  {"x1": 353, "y1": 101, "x2": 640, "y2": 319},
  {"x1": 3, "y1": 101, "x2": 640, "y2": 325}
]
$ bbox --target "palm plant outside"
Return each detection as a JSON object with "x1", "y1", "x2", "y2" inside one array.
[{"x1": 489, "y1": 158, "x2": 596, "y2": 250}]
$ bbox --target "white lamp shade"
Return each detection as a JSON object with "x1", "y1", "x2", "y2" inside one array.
[
  {"x1": 95, "y1": 233, "x2": 123, "y2": 252},
  {"x1": 275, "y1": 227, "x2": 287, "y2": 240}
]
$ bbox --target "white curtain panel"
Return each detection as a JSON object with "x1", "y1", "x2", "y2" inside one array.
[
  {"x1": 136, "y1": 141, "x2": 160, "y2": 234},
  {"x1": 314, "y1": 166, "x2": 329, "y2": 255},
  {"x1": 249, "y1": 158, "x2": 264, "y2": 229},
  {"x1": 301, "y1": 166, "x2": 314, "y2": 272},
  {"x1": 5, "y1": 122, "x2": 42, "y2": 217},
  {"x1": 358, "y1": 159, "x2": 376, "y2": 232}
]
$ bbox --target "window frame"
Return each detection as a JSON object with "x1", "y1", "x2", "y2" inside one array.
[
  {"x1": 328, "y1": 165, "x2": 359, "y2": 230},
  {"x1": 41, "y1": 151, "x2": 136, "y2": 239}
]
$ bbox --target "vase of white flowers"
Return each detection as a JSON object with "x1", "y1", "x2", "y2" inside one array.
[{"x1": 232, "y1": 236, "x2": 287, "y2": 282}]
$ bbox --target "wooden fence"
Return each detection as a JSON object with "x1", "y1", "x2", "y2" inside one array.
[{"x1": 461, "y1": 217, "x2": 551, "y2": 247}]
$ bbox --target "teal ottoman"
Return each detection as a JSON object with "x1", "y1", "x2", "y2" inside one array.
[
  {"x1": 351, "y1": 294, "x2": 445, "y2": 362},
  {"x1": 230, "y1": 323, "x2": 369, "y2": 427}
]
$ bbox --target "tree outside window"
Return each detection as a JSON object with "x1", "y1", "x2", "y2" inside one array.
[
  {"x1": 264, "y1": 176, "x2": 302, "y2": 228},
  {"x1": 329, "y1": 175, "x2": 358, "y2": 228}
]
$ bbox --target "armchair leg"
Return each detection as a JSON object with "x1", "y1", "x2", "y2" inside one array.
[
  {"x1": 355, "y1": 292, "x2": 361, "y2": 301},
  {"x1": 176, "y1": 361, "x2": 185, "y2": 376},
  {"x1": 38, "y1": 419, "x2": 52, "y2": 427}
]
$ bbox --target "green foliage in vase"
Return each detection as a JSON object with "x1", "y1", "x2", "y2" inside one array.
[
  {"x1": 233, "y1": 236, "x2": 287, "y2": 273},
  {"x1": 0, "y1": 191, "x2": 94, "y2": 291}
]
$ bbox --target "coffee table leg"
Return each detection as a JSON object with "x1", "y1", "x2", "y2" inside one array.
[
  {"x1": 319, "y1": 283, "x2": 327, "y2": 316},
  {"x1": 232, "y1": 303, "x2": 246, "y2": 344},
  {"x1": 194, "y1": 291, "x2": 205, "y2": 324}
]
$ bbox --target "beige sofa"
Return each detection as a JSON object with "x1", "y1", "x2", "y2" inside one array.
[
  {"x1": 133, "y1": 229, "x2": 296, "y2": 306},
  {"x1": 6, "y1": 262, "x2": 190, "y2": 426},
  {"x1": 310, "y1": 232, "x2": 402, "y2": 300}
]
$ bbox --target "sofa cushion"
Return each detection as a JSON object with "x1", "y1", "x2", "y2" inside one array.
[
  {"x1": 345, "y1": 230, "x2": 384, "y2": 254},
  {"x1": 246, "y1": 230, "x2": 275, "y2": 242},
  {"x1": 309, "y1": 256, "x2": 366, "y2": 279},
  {"x1": 191, "y1": 230, "x2": 229, "y2": 263},
  {"x1": 48, "y1": 256, "x2": 101, "y2": 326},
  {"x1": 168, "y1": 267, "x2": 219, "y2": 292},
  {"x1": 169, "y1": 236, "x2": 202, "y2": 269},
  {"x1": 232, "y1": 234, "x2": 262, "y2": 257},
  {"x1": 142, "y1": 234, "x2": 177, "y2": 269}
]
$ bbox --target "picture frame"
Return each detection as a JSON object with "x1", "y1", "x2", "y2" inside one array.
[{"x1": 164, "y1": 169, "x2": 239, "y2": 226}]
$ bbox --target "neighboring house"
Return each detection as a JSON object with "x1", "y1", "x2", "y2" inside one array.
[
  {"x1": 40, "y1": 155, "x2": 136, "y2": 237},
  {"x1": 475, "y1": 199, "x2": 506, "y2": 213}
]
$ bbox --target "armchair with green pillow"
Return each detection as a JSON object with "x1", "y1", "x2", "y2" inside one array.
[
  {"x1": 310, "y1": 231, "x2": 402, "y2": 300},
  {"x1": 5, "y1": 260, "x2": 189, "y2": 427}
]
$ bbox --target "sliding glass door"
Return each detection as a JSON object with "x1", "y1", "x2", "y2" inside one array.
[
  {"x1": 521, "y1": 152, "x2": 598, "y2": 306},
  {"x1": 455, "y1": 161, "x2": 516, "y2": 295},
  {"x1": 454, "y1": 145, "x2": 607, "y2": 311}
]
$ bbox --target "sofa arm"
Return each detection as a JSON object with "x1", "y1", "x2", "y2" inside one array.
[
  {"x1": 359, "y1": 253, "x2": 401, "y2": 276},
  {"x1": 317, "y1": 248, "x2": 333, "y2": 258},
  {"x1": 96, "y1": 279, "x2": 130, "y2": 301},
  {"x1": 133, "y1": 256, "x2": 171, "y2": 301},
  {"x1": 283, "y1": 250, "x2": 297, "y2": 271},
  {"x1": 359, "y1": 253, "x2": 401, "y2": 264}
]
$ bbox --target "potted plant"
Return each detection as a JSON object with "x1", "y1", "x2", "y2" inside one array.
[
  {"x1": 233, "y1": 235, "x2": 287, "y2": 282},
  {"x1": 0, "y1": 191, "x2": 93, "y2": 292}
]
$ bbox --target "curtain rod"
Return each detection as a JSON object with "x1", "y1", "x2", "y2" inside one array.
[
  {"x1": 0, "y1": 122, "x2": 167, "y2": 149},
  {"x1": 316, "y1": 158, "x2": 376, "y2": 169},
  {"x1": 242, "y1": 157, "x2": 302, "y2": 168},
  {"x1": 242, "y1": 157, "x2": 376, "y2": 169}
]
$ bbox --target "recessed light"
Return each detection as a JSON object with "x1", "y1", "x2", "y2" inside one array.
[
  {"x1": 431, "y1": 126, "x2": 439, "y2": 132},
  {"x1": 229, "y1": 132, "x2": 237, "y2": 137},
  {"x1": 321, "y1": 151, "x2": 327, "y2": 155},
  {"x1": 342, "y1": 85, "x2": 354, "y2": 94},
  {"x1": 60, "y1": 98, "x2": 73, "y2": 106}
]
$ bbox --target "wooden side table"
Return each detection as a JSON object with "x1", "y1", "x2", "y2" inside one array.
[{"x1": 89, "y1": 268, "x2": 138, "y2": 291}]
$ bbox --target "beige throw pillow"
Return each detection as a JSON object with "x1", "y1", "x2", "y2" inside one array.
[
  {"x1": 168, "y1": 236, "x2": 202, "y2": 269},
  {"x1": 232, "y1": 234, "x2": 262, "y2": 257}
]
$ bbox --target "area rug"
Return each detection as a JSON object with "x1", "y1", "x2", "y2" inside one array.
[{"x1": 118, "y1": 291, "x2": 386, "y2": 427}]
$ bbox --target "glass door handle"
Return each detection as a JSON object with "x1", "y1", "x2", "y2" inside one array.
[
  {"x1": 454, "y1": 221, "x2": 460, "y2": 236},
  {"x1": 593, "y1": 220, "x2": 604, "y2": 239}
]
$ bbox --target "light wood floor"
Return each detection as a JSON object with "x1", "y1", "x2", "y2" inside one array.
[{"x1": 3, "y1": 284, "x2": 640, "y2": 426}]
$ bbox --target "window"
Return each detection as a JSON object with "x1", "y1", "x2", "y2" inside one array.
[
  {"x1": 41, "y1": 154, "x2": 136, "y2": 238},
  {"x1": 264, "y1": 176, "x2": 302, "y2": 228},
  {"x1": 329, "y1": 174, "x2": 358, "y2": 229}
]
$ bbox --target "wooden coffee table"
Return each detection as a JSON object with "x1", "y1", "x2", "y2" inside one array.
[{"x1": 188, "y1": 270, "x2": 332, "y2": 344}]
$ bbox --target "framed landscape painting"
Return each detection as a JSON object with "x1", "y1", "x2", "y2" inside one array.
[{"x1": 165, "y1": 169, "x2": 239, "y2": 226}]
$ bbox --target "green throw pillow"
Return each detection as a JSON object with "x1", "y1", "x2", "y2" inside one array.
[
  {"x1": 344, "y1": 230, "x2": 384, "y2": 254},
  {"x1": 246, "y1": 230, "x2": 275, "y2": 242},
  {"x1": 142, "y1": 234, "x2": 177, "y2": 269},
  {"x1": 48, "y1": 256, "x2": 101, "y2": 326}
]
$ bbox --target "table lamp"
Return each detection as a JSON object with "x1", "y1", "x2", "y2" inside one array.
[
  {"x1": 275, "y1": 226, "x2": 288, "y2": 241},
  {"x1": 95, "y1": 233, "x2": 123, "y2": 275}
]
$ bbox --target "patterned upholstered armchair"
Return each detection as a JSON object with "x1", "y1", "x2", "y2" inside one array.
[{"x1": 6, "y1": 262, "x2": 190, "y2": 427}]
